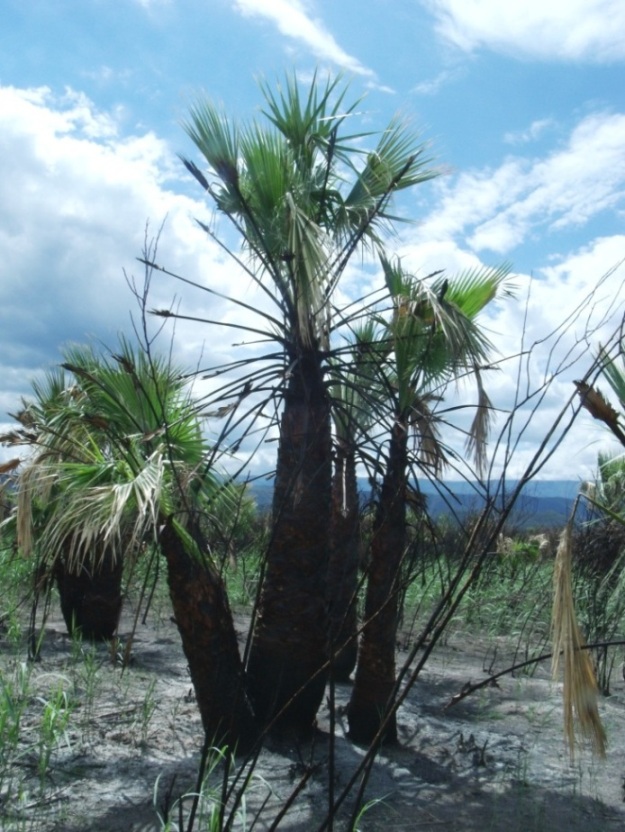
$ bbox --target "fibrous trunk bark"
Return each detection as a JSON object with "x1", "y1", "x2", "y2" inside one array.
[
  {"x1": 347, "y1": 420, "x2": 407, "y2": 744},
  {"x1": 326, "y1": 441, "x2": 360, "y2": 681},
  {"x1": 159, "y1": 518, "x2": 257, "y2": 753},
  {"x1": 247, "y1": 349, "x2": 332, "y2": 737},
  {"x1": 55, "y1": 543, "x2": 123, "y2": 641}
]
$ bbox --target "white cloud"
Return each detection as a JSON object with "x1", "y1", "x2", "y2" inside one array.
[
  {"x1": 0, "y1": 85, "x2": 251, "y2": 420},
  {"x1": 484, "y1": 241, "x2": 625, "y2": 479},
  {"x1": 425, "y1": 0, "x2": 625, "y2": 62},
  {"x1": 414, "y1": 111, "x2": 625, "y2": 255},
  {"x1": 503, "y1": 119, "x2": 556, "y2": 145},
  {"x1": 133, "y1": 0, "x2": 171, "y2": 8},
  {"x1": 2, "y1": 84, "x2": 623, "y2": 485},
  {"x1": 0, "y1": 84, "x2": 315, "y2": 476},
  {"x1": 233, "y1": 0, "x2": 376, "y2": 78},
  {"x1": 414, "y1": 159, "x2": 528, "y2": 251},
  {"x1": 386, "y1": 232, "x2": 625, "y2": 480},
  {"x1": 412, "y1": 68, "x2": 462, "y2": 96},
  {"x1": 81, "y1": 66, "x2": 133, "y2": 88},
  {"x1": 397, "y1": 239, "x2": 488, "y2": 278}
]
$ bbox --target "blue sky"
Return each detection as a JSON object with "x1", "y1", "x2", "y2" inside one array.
[{"x1": 1, "y1": 0, "x2": 625, "y2": 481}]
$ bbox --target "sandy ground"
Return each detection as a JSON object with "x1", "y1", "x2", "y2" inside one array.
[{"x1": 2, "y1": 607, "x2": 625, "y2": 832}]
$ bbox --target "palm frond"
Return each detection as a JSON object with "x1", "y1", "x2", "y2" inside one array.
[
  {"x1": 181, "y1": 74, "x2": 443, "y2": 358},
  {"x1": 181, "y1": 100, "x2": 239, "y2": 188},
  {"x1": 599, "y1": 347, "x2": 625, "y2": 411},
  {"x1": 551, "y1": 519, "x2": 607, "y2": 757},
  {"x1": 42, "y1": 451, "x2": 165, "y2": 571},
  {"x1": 345, "y1": 115, "x2": 436, "y2": 216},
  {"x1": 259, "y1": 71, "x2": 360, "y2": 168},
  {"x1": 408, "y1": 394, "x2": 446, "y2": 475},
  {"x1": 465, "y1": 366, "x2": 494, "y2": 477},
  {"x1": 12, "y1": 338, "x2": 223, "y2": 575}
]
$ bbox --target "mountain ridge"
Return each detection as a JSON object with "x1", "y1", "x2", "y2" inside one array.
[{"x1": 248, "y1": 479, "x2": 586, "y2": 529}]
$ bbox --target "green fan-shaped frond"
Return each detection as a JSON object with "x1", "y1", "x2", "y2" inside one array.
[
  {"x1": 14, "y1": 340, "x2": 225, "y2": 572},
  {"x1": 379, "y1": 255, "x2": 508, "y2": 471},
  {"x1": 181, "y1": 73, "x2": 440, "y2": 357}
]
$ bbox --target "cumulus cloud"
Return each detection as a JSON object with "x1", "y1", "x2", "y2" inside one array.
[
  {"x1": 0, "y1": 84, "x2": 319, "y2": 475},
  {"x1": 413, "y1": 111, "x2": 625, "y2": 255},
  {"x1": 232, "y1": 0, "x2": 376, "y2": 78},
  {"x1": 490, "y1": 242, "x2": 625, "y2": 478},
  {"x1": 407, "y1": 113, "x2": 625, "y2": 479},
  {"x1": 0, "y1": 85, "x2": 254, "y2": 421},
  {"x1": 392, "y1": 233, "x2": 625, "y2": 480},
  {"x1": 2, "y1": 83, "x2": 623, "y2": 483},
  {"x1": 424, "y1": 0, "x2": 625, "y2": 62}
]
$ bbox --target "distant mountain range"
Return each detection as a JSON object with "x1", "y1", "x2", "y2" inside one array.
[
  {"x1": 248, "y1": 478, "x2": 588, "y2": 530},
  {"x1": 415, "y1": 479, "x2": 584, "y2": 529}
]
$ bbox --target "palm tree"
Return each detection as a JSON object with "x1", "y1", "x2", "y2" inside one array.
[
  {"x1": 347, "y1": 257, "x2": 508, "y2": 743},
  {"x1": 326, "y1": 321, "x2": 386, "y2": 681},
  {"x1": 5, "y1": 367, "x2": 125, "y2": 641},
  {"x1": 12, "y1": 341, "x2": 257, "y2": 751},
  {"x1": 181, "y1": 73, "x2": 438, "y2": 735}
]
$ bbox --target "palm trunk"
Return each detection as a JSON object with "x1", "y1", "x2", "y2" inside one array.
[
  {"x1": 55, "y1": 541, "x2": 123, "y2": 641},
  {"x1": 247, "y1": 348, "x2": 332, "y2": 737},
  {"x1": 159, "y1": 518, "x2": 257, "y2": 753},
  {"x1": 347, "y1": 420, "x2": 407, "y2": 744},
  {"x1": 326, "y1": 440, "x2": 360, "y2": 681}
]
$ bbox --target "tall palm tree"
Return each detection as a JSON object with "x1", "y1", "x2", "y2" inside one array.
[
  {"x1": 181, "y1": 73, "x2": 438, "y2": 735},
  {"x1": 347, "y1": 257, "x2": 508, "y2": 743},
  {"x1": 13, "y1": 342, "x2": 257, "y2": 751}
]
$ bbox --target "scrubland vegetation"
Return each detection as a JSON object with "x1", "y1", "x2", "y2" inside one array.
[
  {"x1": 2, "y1": 73, "x2": 625, "y2": 830},
  {"x1": 2, "y1": 505, "x2": 625, "y2": 830}
]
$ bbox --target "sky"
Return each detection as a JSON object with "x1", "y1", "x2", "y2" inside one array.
[{"x1": 1, "y1": 0, "x2": 625, "y2": 484}]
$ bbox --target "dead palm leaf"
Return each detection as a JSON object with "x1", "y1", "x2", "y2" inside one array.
[{"x1": 551, "y1": 517, "x2": 607, "y2": 757}]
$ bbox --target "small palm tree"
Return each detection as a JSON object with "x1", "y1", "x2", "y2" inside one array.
[
  {"x1": 181, "y1": 73, "x2": 438, "y2": 735},
  {"x1": 11, "y1": 341, "x2": 257, "y2": 750},
  {"x1": 347, "y1": 256, "x2": 508, "y2": 743},
  {"x1": 5, "y1": 367, "x2": 125, "y2": 640}
]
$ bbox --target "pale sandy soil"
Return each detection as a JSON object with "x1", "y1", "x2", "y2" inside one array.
[{"x1": 2, "y1": 606, "x2": 625, "y2": 832}]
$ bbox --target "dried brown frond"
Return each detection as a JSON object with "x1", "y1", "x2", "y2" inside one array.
[
  {"x1": 574, "y1": 380, "x2": 625, "y2": 446},
  {"x1": 574, "y1": 380, "x2": 618, "y2": 423},
  {"x1": 0, "y1": 432, "x2": 28, "y2": 446},
  {"x1": 405, "y1": 484, "x2": 427, "y2": 514},
  {"x1": 465, "y1": 366, "x2": 493, "y2": 478},
  {"x1": 0, "y1": 458, "x2": 21, "y2": 474},
  {"x1": 83, "y1": 414, "x2": 110, "y2": 431},
  {"x1": 409, "y1": 400, "x2": 446, "y2": 476},
  {"x1": 9, "y1": 407, "x2": 35, "y2": 427},
  {"x1": 551, "y1": 520, "x2": 607, "y2": 757},
  {"x1": 203, "y1": 403, "x2": 237, "y2": 418}
]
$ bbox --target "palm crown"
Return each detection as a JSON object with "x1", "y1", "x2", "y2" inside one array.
[
  {"x1": 181, "y1": 73, "x2": 437, "y2": 354},
  {"x1": 12, "y1": 340, "x2": 223, "y2": 574}
]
